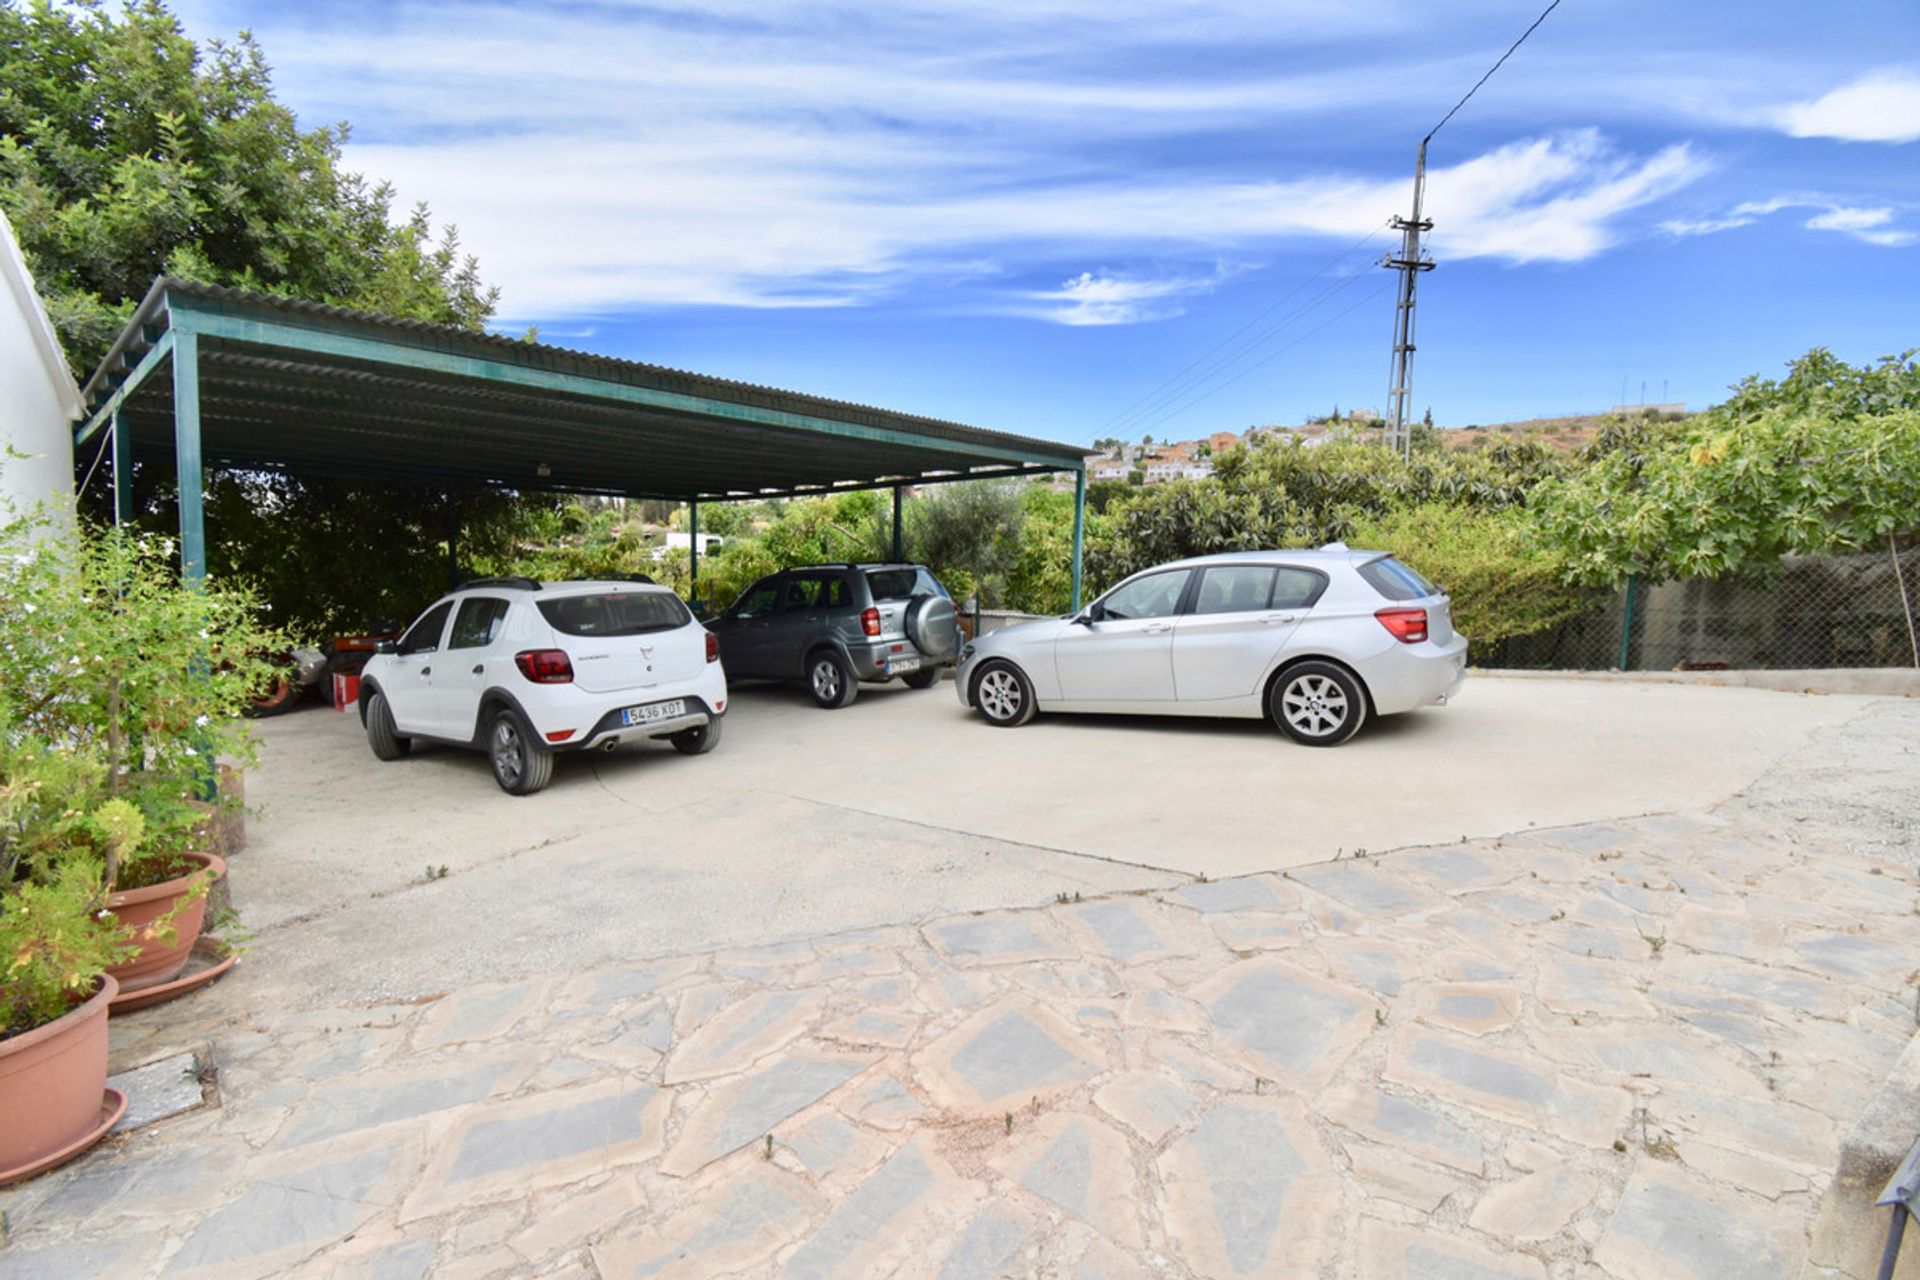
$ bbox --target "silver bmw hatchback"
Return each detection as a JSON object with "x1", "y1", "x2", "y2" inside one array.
[{"x1": 955, "y1": 545, "x2": 1468, "y2": 745}]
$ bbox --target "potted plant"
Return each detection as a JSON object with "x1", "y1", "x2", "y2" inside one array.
[
  {"x1": 0, "y1": 735, "x2": 139, "y2": 1183},
  {"x1": 0, "y1": 520, "x2": 277, "y2": 1005}
]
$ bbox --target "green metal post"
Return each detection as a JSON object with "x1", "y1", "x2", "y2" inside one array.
[
  {"x1": 891, "y1": 485, "x2": 903, "y2": 562},
  {"x1": 171, "y1": 329, "x2": 214, "y2": 800},
  {"x1": 111, "y1": 406, "x2": 132, "y2": 525},
  {"x1": 172, "y1": 331, "x2": 206, "y2": 584},
  {"x1": 1070, "y1": 469, "x2": 1087, "y2": 611},
  {"x1": 1617, "y1": 574, "x2": 1637, "y2": 671},
  {"x1": 688, "y1": 501, "x2": 699, "y2": 605}
]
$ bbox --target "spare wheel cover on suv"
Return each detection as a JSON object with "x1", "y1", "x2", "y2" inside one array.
[{"x1": 905, "y1": 594, "x2": 959, "y2": 660}]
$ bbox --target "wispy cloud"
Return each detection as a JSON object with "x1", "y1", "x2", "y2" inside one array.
[
  {"x1": 1774, "y1": 68, "x2": 1920, "y2": 144},
  {"x1": 1663, "y1": 195, "x2": 1914, "y2": 247},
  {"x1": 353, "y1": 125, "x2": 1706, "y2": 319},
  {"x1": 1020, "y1": 268, "x2": 1230, "y2": 326},
  {"x1": 179, "y1": 0, "x2": 1722, "y2": 320}
]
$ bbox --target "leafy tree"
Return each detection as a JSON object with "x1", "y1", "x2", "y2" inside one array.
[
  {"x1": 1531, "y1": 349, "x2": 1920, "y2": 584},
  {"x1": 906, "y1": 481, "x2": 1023, "y2": 607},
  {"x1": 1, "y1": 0, "x2": 497, "y2": 377}
]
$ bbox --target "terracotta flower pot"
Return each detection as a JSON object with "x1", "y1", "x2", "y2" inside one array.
[
  {"x1": 105, "y1": 852, "x2": 226, "y2": 995},
  {"x1": 0, "y1": 975, "x2": 119, "y2": 1184}
]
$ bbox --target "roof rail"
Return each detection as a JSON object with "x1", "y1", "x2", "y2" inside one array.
[
  {"x1": 455, "y1": 575, "x2": 542, "y2": 592},
  {"x1": 563, "y1": 573, "x2": 657, "y2": 586}
]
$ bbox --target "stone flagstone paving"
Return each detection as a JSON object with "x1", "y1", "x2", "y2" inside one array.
[{"x1": 3, "y1": 781, "x2": 1918, "y2": 1276}]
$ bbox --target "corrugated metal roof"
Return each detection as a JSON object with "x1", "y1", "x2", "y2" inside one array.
[{"x1": 79, "y1": 278, "x2": 1083, "y2": 497}]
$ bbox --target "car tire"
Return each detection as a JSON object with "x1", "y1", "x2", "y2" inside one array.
[
  {"x1": 972, "y1": 660, "x2": 1036, "y2": 727},
  {"x1": 900, "y1": 669, "x2": 939, "y2": 690},
  {"x1": 1270, "y1": 661, "x2": 1367, "y2": 747},
  {"x1": 487, "y1": 707, "x2": 554, "y2": 795},
  {"x1": 670, "y1": 716, "x2": 723, "y2": 755},
  {"x1": 365, "y1": 691, "x2": 411, "y2": 760},
  {"x1": 806, "y1": 650, "x2": 858, "y2": 709}
]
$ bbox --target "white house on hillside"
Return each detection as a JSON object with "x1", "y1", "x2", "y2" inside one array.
[{"x1": 1, "y1": 210, "x2": 81, "y2": 529}]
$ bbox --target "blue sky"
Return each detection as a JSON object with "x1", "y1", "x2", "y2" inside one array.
[{"x1": 173, "y1": 0, "x2": 1919, "y2": 444}]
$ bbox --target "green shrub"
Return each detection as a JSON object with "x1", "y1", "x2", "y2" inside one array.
[
  {"x1": 1345, "y1": 504, "x2": 1591, "y2": 660},
  {"x1": 1, "y1": 515, "x2": 280, "y2": 1037}
]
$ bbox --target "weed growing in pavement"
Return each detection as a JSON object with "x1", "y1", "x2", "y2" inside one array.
[
  {"x1": 422, "y1": 864, "x2": 449, "y2": 882},
  {"x1": 1374, "y1": 1008, "x2": 1388, "y2": 1026},
  {"x1": 1004, "y1": 1112, "x2": 1013, "y2": 1135},
  {"x1": 1636, "y1": 1107, "x2": 1679, "y2": 1160},
  {"x1": 763, "y1": 1134, "x2": 774, "y2": 1160},
  {"x1": 1636, "y1": 923, "x2": 1668, "y2": 956}
]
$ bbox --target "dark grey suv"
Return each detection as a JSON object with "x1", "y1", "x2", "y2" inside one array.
[{"x1": 707, "y1": 563, "x2": 962, "y2": 708}]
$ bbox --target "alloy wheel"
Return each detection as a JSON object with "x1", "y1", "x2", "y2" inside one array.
[
  {"x1": 1281, "y1": 673, "x2": 1348, "y2": 737},
  {"x1": 811, "y1": 659, "x2": 841, "y2": 703},
  {"x1": 978, "y1": 669, "x2": 1023, "y2": 722},
  {"x1": 492, "y1": 718, "x2": 524, "y2": 786}
]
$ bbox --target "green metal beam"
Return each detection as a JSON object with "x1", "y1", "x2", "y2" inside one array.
[
  {"x1": 891, "y1": 486, "x2": 903, "y2": 562},
  {"x1": 173, "y1": 306, "x2": 1085, "y2": 472},
  {"x1": 75, "y1": 331, "x2": 174, "y2": 446},
  {"x1": 173, "y1": 330, "x2": 206, "y2": 583}
]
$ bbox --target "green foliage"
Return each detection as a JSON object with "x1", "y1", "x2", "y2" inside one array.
[
  {"x1": 0, "y1": 518, "x2": 279, "y2": 876},
  {"x1": 693, "y1": 492, "x2": 888, "y2": 609},
  {"x1": 0, "y1": 0, "x2": 497, "y2": 377},
  {"x1": 1, "y1": 512, "x2": 277, "y2": 1036},
  {"x1": 1087, "y1": 432, "x2": 1556, "y2": 594},
  {"x1": 482, "y1": 500, "x2": 652, "y2": 586},
  {"x1": 1531, "y1": 350, "x2": 1920, "y2": 585},
  {"x1": 906, "y1": 482, "x2": 1024, "y2": 607},
  {"x1": 1004, "y1": 486, "x2": 1084, "y2": 615},
  {"x1": 1344, "y1": 504, "x2": 1591, "y2": 659},
  {"x1": 102, "y1": 471, "x2": 546, "y2": 643}
]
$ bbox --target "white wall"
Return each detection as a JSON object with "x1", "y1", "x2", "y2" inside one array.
[{"x1": 1, "y1": 210, "x2": 82, "y2": 532}]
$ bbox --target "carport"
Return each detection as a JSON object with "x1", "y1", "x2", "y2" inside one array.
[{"x1": 75, "y1": 278, "x2": 1090, "y2": 604}]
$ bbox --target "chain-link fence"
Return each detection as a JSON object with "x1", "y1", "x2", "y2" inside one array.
[{"x1": 1488, "y1": 543, "x2": 1920, "y2": 672}]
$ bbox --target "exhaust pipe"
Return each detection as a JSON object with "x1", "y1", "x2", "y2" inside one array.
[{"x1": 599, "y1": 738, "x2": 620, "y2": 752}]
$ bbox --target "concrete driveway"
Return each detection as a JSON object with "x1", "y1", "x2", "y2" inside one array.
[{"x1": 227, "y1": 674, "x2": 1877, "y2": 1009}]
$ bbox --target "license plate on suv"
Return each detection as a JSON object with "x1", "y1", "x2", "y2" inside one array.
[
  {"x1": 889, "y1": 657, "x2": 921, "y2": 674},
  {"x1": 621, "y1": 699, "x2": 687, "y2": 726}
]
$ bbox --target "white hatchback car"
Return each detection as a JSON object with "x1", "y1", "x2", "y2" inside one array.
[
  {"x1": 359, "y1": 576, "x2": 727, "y2": 794},
  {"x1": 955, "y1": 546, "x2": 1467, "y2": 745}
]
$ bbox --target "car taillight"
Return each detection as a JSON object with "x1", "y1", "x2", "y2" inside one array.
[
  {"x1": 861, "y1": 607, "x2": 881, "y2": 637},
  {"x1": 1375, "y1": 607, "x2": 1428, "y2": 644},
  {"x1": 514, "y1": 649, "x2": 575, "y2": 683},
  {"x1": 705, "y1": 630, "x2": 720, "y2": 663}
]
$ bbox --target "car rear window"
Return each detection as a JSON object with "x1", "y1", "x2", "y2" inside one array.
[
  {"x1": 864, "y1": 567, "x2": 947, "y2": 600},
  {"x1": 537, "y1": 591, "x2": 689, "y2": 636},
  {"x1": 1357, "y1": 556, "x2": 1438, "y2": 602}
]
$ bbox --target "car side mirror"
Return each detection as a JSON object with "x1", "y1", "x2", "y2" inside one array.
[
  {"x1": 375, "y1": 640, "x2": 397, "y2": 655},
  {"x1": 1073, "y1": 605, "x2": 1101, "y2": 626}
]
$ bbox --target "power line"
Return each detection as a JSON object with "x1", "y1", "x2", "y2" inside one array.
[
  {"x1": 1097, "y1": 222, "x2": 1392, "y2": 436},
  {"x1": 1386, "y1": 0, "x2": 1567, "y2": 457},
  {"x1": 1135, "y1": 281, "x2": 1395, "y2": 435},
  {"x1": 1426, "y1": 0, "x2": 1565, "y2": 143},
  {"x1": 1106, "y1": 256, "x2": 1385, "y2": 438}
]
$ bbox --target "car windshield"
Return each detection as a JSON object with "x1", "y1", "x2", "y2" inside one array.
[
  {"x1": 537, "y1": 591, "x2": 689, "y2": 636},
  {"x1": 1358, "y1": 556, "x2": 1438, "y2": 602}
]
